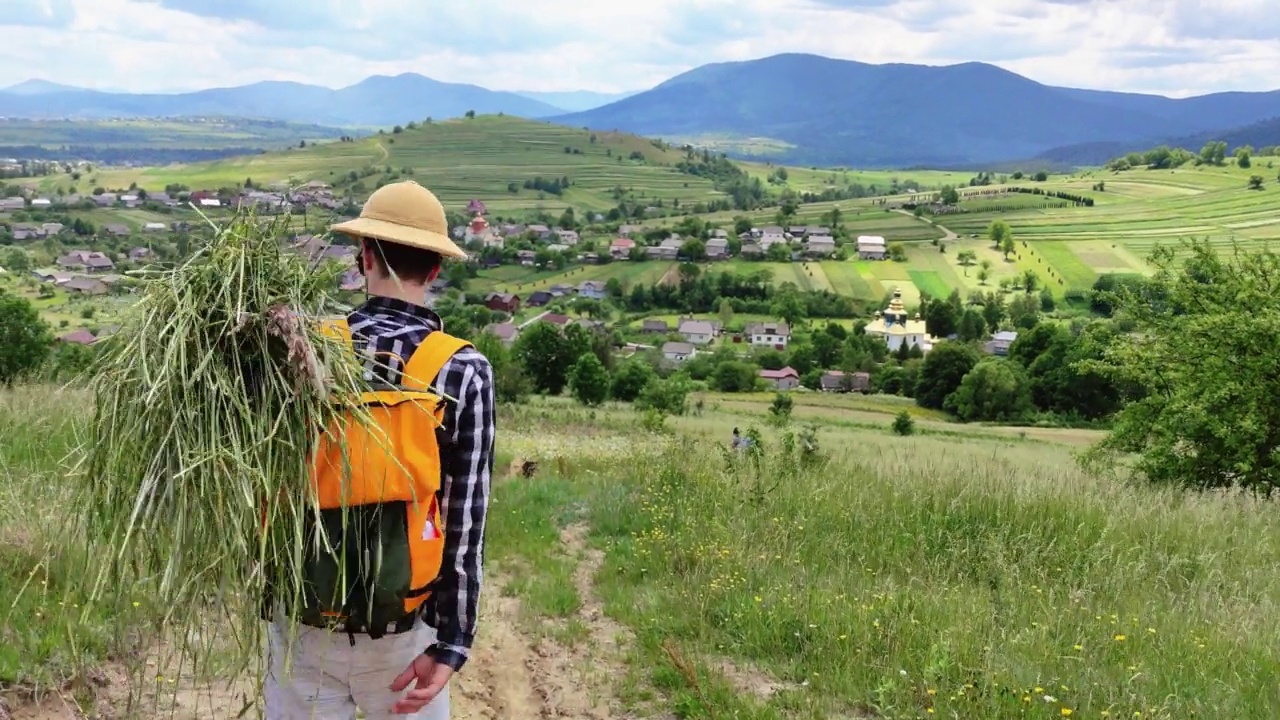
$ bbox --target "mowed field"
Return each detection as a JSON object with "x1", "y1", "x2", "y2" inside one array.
[
  {"x1": 53, "y1": 116, "x2": 729, "y2": 214},
  {"x1": 938, "y1": 164, "x2": 1280, "y2": 290}
]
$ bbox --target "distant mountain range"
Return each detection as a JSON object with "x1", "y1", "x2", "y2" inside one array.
[
  {"x1": 552, "y1": 53, "x2": 1280, "y2": 168},
  {"x1": 4, "y1": 54, "x2": 1280, "y2": 168},
  {"x1": 514, "y1": 90, "x2": 639, "y2": 112},
  {"x1": 0, "y1": 74, "x2": 584, "y2": 126},
  {"x1": 1037, "y1": 116, "x2": 1280, "y2": 166},
  {"x1": 0, "y1": 77, "x2": 640, "y2": 124}
]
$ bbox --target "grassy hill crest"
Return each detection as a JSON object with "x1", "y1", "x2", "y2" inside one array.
[{"x1": 66, "y1": 115, "x2": 735, "y2": 213}]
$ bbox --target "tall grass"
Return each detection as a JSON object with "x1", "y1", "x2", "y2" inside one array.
[
  {"x1": 494, "y1": 406, "x2": 1280, "y2": 719},
  {"x1": 0, "y1": 387, "x2": 138, "y2": 696}
]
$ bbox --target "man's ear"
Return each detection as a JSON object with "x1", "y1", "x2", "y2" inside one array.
[{"x1": 426, "y1": 262, "x2": 443, "y2": 283}]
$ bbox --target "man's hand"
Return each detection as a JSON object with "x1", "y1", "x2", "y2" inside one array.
[{"x1": 389, "y1": 654, "x2": 454, "y2": 715}]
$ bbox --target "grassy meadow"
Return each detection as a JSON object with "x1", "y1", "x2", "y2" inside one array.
[{"x1": 3, "y1": 383, "x2": 1278, "y2": 718}]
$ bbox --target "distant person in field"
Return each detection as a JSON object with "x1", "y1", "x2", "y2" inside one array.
[
  {"x1": 263, "y1": 181, "x2": 495, "y2": 719},
  {"x1": 732, "y1": 427, "x2": 750, "y2": 452}
]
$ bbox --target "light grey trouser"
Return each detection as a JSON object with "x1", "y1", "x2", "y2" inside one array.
[{"x1": 264, "y1": 618, "x2": 449, "y2": 720}]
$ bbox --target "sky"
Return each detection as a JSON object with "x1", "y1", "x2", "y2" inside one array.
[{"x1": 2, "y1": 0, "x2": 1278, "y2": 97}]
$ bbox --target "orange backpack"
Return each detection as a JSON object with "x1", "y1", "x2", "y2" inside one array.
[{"x1": 289, "y1": 319, "x2": 471, "y2": 637}]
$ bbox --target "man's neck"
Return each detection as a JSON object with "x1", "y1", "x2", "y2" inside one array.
[{"x1": 365, "y1": 279, "x2": 429, "y2": 307}]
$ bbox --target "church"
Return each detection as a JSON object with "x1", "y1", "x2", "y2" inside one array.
[{"x1": 863, "y1": 288, "x2": 936, "y2": 353}]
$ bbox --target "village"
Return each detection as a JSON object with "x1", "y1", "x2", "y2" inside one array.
[{"x1": 2, "y1": 188, "x2": 1026, "y2": 384}]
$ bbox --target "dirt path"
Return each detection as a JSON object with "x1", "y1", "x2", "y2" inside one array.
[
  {"x1": 4, "y1": 526, "x2": 644, "y2": 720},
  {"x1": 452, "y1": 524, "x2": 643, "y2": 720}
]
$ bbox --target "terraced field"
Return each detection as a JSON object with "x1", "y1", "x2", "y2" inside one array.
[{"x1": 58, "y1": 116, "x2": 728, "y2": 214}]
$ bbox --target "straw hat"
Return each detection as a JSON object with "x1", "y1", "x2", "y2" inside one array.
[{"x1": 330, "y1": 181, "x2": 466, "y2": 259}]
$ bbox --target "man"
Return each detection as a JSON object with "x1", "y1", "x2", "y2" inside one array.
[{"x1": 264, "y1": 180, "x2": 496, "y2": 719}]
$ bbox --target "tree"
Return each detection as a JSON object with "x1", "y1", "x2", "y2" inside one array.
[
  {"x1": 474, "y1": 331, "x2": 531, "y2": 404},
  {"x1": 1007, "y1": 293, "x2": 1041, "y2": 330},
  {"x1": 1021, "y1": 323, "x2": 1123, "y2": 420},
  {"x1": 465, "y1": 110, "x2": 476, "y2": 119},
  {"x1": 682, "y1": 238, "x2": 707, "y2": 262},
  {"x1": 981, "y1": 294, "x2": 1005, "y2": 332},
  {"x1": 4, "y1": 247, "x2": 31, "y2": 274},
  {"x1": 1022, "y1": 269, "x2": 1039, "y2": 294},
  {"x1": 1000, "y1": 233, "x2": 1016, "y2": 261},
  {"x1": 770, "y1": 290, "x2": 806, "y2": 328},
  {"x1": 610, "y1": 359, "x2": 654, "y2": 402},
  {"x1": 989, "y1": 220, "x2": 1012, "y2": 252},
  {"x1": 636, "y1": 374, "x2": 692, "y2": 416},
  {"x1": 924, "y1": 299, "x2": 958, "y2": 338},
  {"x1": 939, "y1": 185, "x2": 960, "y2": 205},
  {"x1": 513, "y1": 321, "x2": 585, "y2": 396},
  {"x1": 977, "y1": 260, "x2": 992, "y2": 285},
  {"x1": 944, "y1": 359, "x2": 1034, "y2": 422},
  {"x1": 0, "y1": 291, "x2": 52, "y2": 386},
  {"x1": 569, "y1": 354, "x2": 610, "y2": 407},
  {"x1": 957, "y1": 308, "x2": 987, "y2": 342},
  {"x1": 956, "y1": 249, "x2": 977, "y2": 275},
  {"x1": 1039, "y1": 288, "x2": 1056, "y2": 312},
  {"x1": 915, "y1": 342, "x2": 980, "y2": 410},
  {"x1": 712, "y1": 361, "x2": 759, "y2": 393},
  {"x1": 1199, "y1": 141, "x2": 1227, "y2": 166},
  {"x1": 1249, "y1": 175, "x2": 1265, "y2": 190},
  {"x1": 604, "y1": 277, "x2": 624, "y2": 299},
  {"x1": 1083, "y1": 239, "x2": 1280, "y2": 491},
  {"x1": 717, "y1": 298, "x2": 734, "y2": 326},
  {"x1": 1236, "y1": 147, "x2": 1252, "y2": 168},
  {"x1": 891, "y1": 411, "x2": 915, "y2": 436}
]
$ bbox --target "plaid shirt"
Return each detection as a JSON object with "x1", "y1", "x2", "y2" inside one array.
[{"x1": 347, "y1": 295, "x2": 495, "y2": 672}]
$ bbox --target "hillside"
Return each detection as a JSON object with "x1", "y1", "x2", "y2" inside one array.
[
  {"x1": 0, "y1": 73, "x2": 562, "y2": 126},
  {"x1": 1037, "y1": 116, "x2": 1280, "y2": 166},
  {"x1": 552, "y1": 53, "x2": 1280, "y2": 168},
  {"x1": 72, "y1": 116, "x2": 731, "y2": 213}
]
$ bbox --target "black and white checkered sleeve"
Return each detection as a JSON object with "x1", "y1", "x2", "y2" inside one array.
[{"x1": 425, "y1": 347, "x2": 495, "y2": 671}]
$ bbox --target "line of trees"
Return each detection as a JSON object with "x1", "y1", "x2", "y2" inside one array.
[{"x1": 1006, "y1": 186, "x2": 1095, "y2": 207}]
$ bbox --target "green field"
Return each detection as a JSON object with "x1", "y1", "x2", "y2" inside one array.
[
  {"x1": 58, "y1": 116, "x2": 731, "y2": 214},
  {"x1": 5, "y1": 385, "x2": 1278, "y2": 718},
  {"x1": 0, "y1": 117, "x2": 345, "y2": 151}
]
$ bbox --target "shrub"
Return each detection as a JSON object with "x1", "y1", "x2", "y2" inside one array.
[{"x1": 892, "y1": 411, "x2": 915, "y2": 436}]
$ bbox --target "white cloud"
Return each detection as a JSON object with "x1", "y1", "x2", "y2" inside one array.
[{"x1": 0, "y1": 0, "x2": 1276, "y2": 97}]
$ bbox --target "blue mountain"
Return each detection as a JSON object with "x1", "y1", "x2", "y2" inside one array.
[
  {"x1": 0, "y1": 73, "x2": 563, "y2": 127},
  {"x1": 551, "y1": 53, "x2": 1280, "y2": 168}
]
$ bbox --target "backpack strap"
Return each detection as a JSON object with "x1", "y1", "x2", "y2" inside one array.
[{"x1": 403, "y1": 331, "x2": 472, "y2": 392}]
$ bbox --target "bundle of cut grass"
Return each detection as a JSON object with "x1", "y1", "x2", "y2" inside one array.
[{"x1": 72, "y1": 210, "x2": 376, "y2": 674}]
